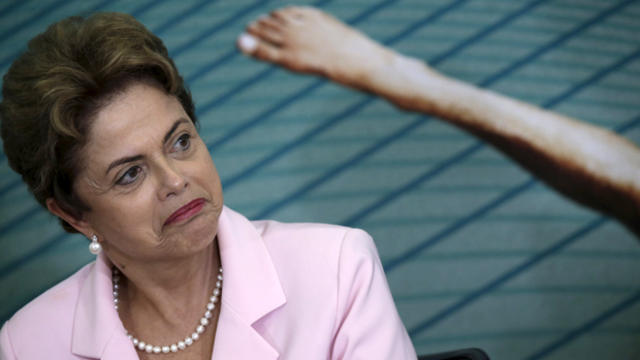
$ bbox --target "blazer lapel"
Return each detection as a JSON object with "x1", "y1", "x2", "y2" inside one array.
[
  {"x1": 101, "y1": 332, "x2": 139, "y2": 360},
  {"x1": 212, "y1": 207, "x2": 286, "y2": 359},
  {"x1": 71, "y1": 253, "x2": 138, "y2": 359},
  {"x1": 212, "y1": 304, "x2": 279, "y2": 359}
]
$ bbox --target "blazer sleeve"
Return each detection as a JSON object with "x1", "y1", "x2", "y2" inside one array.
[
  {"x1": 0, "y1": 321, "x2": 17, "y2": 360},
  {"x1": 331, "y1": 228, "x2": 417, "y2": 360}
]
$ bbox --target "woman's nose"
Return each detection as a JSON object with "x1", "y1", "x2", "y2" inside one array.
[{"x1": 157, "y1": 160, "x2": 188, "y2": 199}]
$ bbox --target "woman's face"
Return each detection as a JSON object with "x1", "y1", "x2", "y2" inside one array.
[{"x1": 73, "y1": 82, "x2": 223, "y2": 264}]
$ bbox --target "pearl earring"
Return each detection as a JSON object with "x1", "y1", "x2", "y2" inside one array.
[{"x1": 89, "y1": 234, "x2": 102, "y2": 255}]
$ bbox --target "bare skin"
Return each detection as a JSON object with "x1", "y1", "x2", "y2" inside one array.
[{"x1": 237, "y1": 7, "x2": 640, "y2": 237}]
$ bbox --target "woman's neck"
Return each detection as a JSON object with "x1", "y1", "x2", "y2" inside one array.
[{"x1": 113, "y1": 241, "x2": 221, "y2": 346}]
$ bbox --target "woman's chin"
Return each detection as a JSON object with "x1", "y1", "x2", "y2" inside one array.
[{"x1": 161, "y1": 209, "x2": 219, "y2": 253}]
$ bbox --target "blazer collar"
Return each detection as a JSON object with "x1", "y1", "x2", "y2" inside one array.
[
  {"x1": 70, "y1": 206, "x2": 285, "y2": 359},
  {"x1": 217, "y1": 207, "x2": 286, "y2": 323},
  {"x1": 212, "y1": 207, "x2": 286, "y2": 359},
  {"x1": 71, "y1": 252, "x2": 138, "y2": 359}
]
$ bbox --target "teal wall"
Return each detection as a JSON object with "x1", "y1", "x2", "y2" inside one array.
[{"x1": 1, "y1": 0, "x2": 639, "y2": 359}]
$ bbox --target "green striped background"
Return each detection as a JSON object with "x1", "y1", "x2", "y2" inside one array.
[{"x1": 1, "y1": 1, "x2": 639, "y2": 359}]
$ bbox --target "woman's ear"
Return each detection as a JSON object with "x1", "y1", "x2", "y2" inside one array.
[{"x1": 46, "y1": 198, "x2": 93, "y2": 238}]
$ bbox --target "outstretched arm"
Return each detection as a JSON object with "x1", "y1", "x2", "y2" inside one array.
[{"x1": 237, "y1": 7, "x2": 640, "y2": 237}]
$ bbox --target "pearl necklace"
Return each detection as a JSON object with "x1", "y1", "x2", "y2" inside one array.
[{"x1": 111, "y1": 266, "x2": 223, "y2": 354}]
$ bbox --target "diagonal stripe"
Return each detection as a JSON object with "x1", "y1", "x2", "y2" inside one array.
[
  {"x1": 0, "y1": 0, "x2": 166, "y2": 72},
  {"x1": 0, "y1": 0, "x2": 118, "y2": 70},
  {"x1": 400, "y1": 113, "x2": 640, "y2": 337},
  {"x1": 1, "y1": 49, "x2": 22, "y2": 71},
  {"x1": 0, "y1": 232, "x2": 68, "y2": 280},
  {"x1": 197, "y1": 63, "x2": 301, "y2": 123},
  {"x1": 199, "y1": 0, "x2": 411, "y2": 150},
  {"x1": 375, "y1": 0, "x2": 469, "y2": 47},
  {"x1": 0, "y1": 0, "x2": 27, "y2": 20},
  {"x1": 0, "y1": 263, "x2": 84, "y2": 323},
  {"x1": 394, "y1": 114, "x2": 640, "y2": 338},
  {"x1": 378, "y1": 106, "x2": 628, "y2": 263},
  {"x1": 184, "y1": 0, "x2": 333, "y2": 83},
  {"x1": 380, "y1": 111, "x2": 640, "y2": 273},
  {"x1": 150, "y1": 0, "x2": 216, "y2": 35},
  {"x1": 0, "y1": 207, "x2": 41, "y2": 238},
  {"x1": 250, "y1": 109, "x2": 427, "y2": 219},
  {"x1": 0, "y1": 0, "x2": 163, "y2": 111},
  {"x1": 427, "y1": 0, "x2": 548, "y2": 65},
  {"x1": 480, "y1": 0, "x2": 639, "y2": 87},
  {"x1": 186, "y1": 48, "x2": 240, "y2": 84},
  {"x1": 379, "y1": 106, "x2": 640, "y2": 273},
  {"x1": 615, "y1": 116, "x2": 640, "y2": 133},
  {"x1": 382, "y1": 177, "x2": 535, "y2": 271},
  {"x1": 0, "y1": 177, "x2": 22, "y2": 198},
  {"x1": 0, "y1": 0, "x2": 70, "y2": 44},
  {"x1": 341, "y1": 46, "x2": 640, "y2": 229},
  {"x1": 222, "y1": 96, "x2": 375, "y2": 189},
  {"x1": 524, "y1": 288, "x2": 640, "y2": 360},
  {"x1": 131, "y1": 0, "x2": 171, "y2": 18},
  {"x1": 209, "y1": 0, "x2": 474, "y2": 166},
  {"x1": 77, "y1": 0, "x2": 113, "y2": 17},
  {"x1": 0, "y1": 0, "x2": 204, "y2": 72},
  {"x1": 382, "y1": 114, "x2": 640, "y2": 272},
  {"x1": 407, "y1": 216, "x2": 609, "y2": 337},
  {"x1": 250, "y1": 0, "x2": 633, "y2": 220},
  {"x1": 171, "y1": 0, "x2": 273, "y2": 59}
]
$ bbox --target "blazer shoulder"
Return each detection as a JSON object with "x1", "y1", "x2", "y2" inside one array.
[
  {"x1": 1, "y1": 262, "x2": 93, "y2": 352},
  {"x1": 255, "y1": 220, "x2": 371, "y2": 255},
  {"x1": 250, "y1": 219, "x2": 377, "y2": 281},
  {"x1": 252, "y1": 219, "x2": 356, "y2": 244}
]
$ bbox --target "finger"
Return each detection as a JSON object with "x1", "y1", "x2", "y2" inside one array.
[
  {"x1": 256, "y1": 15, "x2": 284, "y2": 32},
  {"x1": 269, "y1": 9, "x2": 290, "y2": 24},
  {"x1": 237, "y1": 33, "x2": 281, "y2": 63},
  {"x1": 247, "y1": 20, "x2": 284, "y2": 46}
]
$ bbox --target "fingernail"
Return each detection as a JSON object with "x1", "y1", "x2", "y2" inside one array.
[{"x1": 238, "y1": 33, "x2": 257, "y2": 53}]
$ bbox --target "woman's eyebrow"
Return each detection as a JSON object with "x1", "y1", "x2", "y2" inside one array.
[
  {"x1": 106, "y1": 155, "x2": 144, "y2": 175},
  {"x1": 163, "y1": 118, "x2": 189, "y2": 145},
  {"x1": 104, "y1": 118, "x2": 189, "y2": 175}
]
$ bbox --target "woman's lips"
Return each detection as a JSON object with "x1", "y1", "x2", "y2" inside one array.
[{"x1": 164, "y1": 198, "x2": 205, "y2": 226}]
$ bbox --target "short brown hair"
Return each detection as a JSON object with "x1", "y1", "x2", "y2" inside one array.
[{"x1": 0, "y1": 12, "x2": 197, "y2": 233}]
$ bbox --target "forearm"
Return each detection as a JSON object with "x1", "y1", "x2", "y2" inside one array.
[
  {"x1": 238, "y1": 7, "x2": 640, "y2": 235},
  {"x1": 371, "y1": 54, "x2": 640, "y2": 234}
]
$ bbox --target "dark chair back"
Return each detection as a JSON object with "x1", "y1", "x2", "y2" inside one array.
[{"x1": 418, "y1": 348, "x2": 490, "y2": 360}]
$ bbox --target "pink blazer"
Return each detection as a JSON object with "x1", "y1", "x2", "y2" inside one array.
[{"x1": 0, "y1": 207, "x2": 417, "y2": 359}]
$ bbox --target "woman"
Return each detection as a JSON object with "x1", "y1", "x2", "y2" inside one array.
[{"x1": 0, "y1": 10, "x2": 416, "y2": 360}]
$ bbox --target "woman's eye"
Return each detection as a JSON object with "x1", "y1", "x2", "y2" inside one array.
[
  {"x1": 116, "y1": 166, "x2": 141, "y2": 185},
  {"x1": 173, "y1": 133, "x2": 191, "y2": 152}
]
